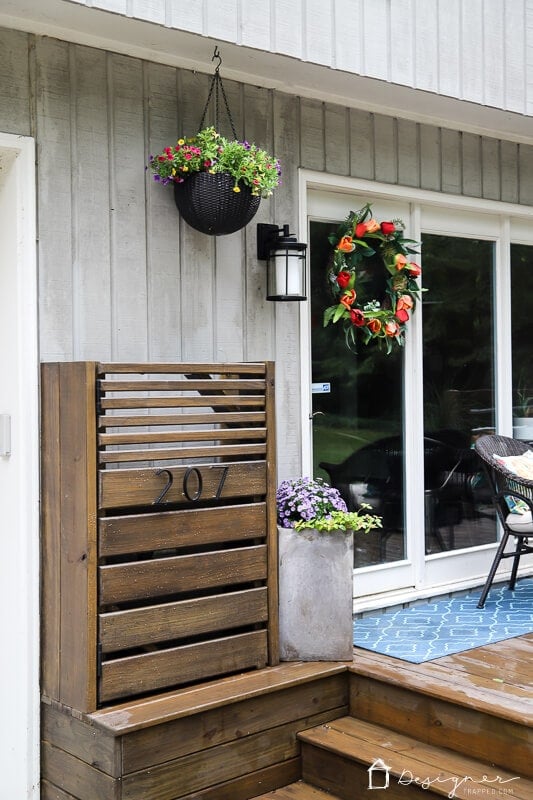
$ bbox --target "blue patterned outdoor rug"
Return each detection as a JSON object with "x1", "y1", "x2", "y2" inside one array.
[{"x1": 353, "y1": 578, "x2": 533, "y2": 663}]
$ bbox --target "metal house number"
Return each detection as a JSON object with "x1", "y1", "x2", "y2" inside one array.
[{"x1": 153, "y1": 465, "x2": 229, "y2": 505}]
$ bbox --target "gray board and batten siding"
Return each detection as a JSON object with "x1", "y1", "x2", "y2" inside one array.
[{"x1": 1, "y1": 27, "x2": 533, "y2": 478}]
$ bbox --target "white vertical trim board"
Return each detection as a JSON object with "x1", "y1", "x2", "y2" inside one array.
[{"x1": 0, "y1": 133, "x2": 39, "y2": 798}]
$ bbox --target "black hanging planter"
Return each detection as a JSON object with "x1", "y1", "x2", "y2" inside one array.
[
  {"x1": 173, "y1": 172, "x2": 261, "y2": 236},
  {"x1": 148, "y1": 48, "x2": 279, "y2": 236}
]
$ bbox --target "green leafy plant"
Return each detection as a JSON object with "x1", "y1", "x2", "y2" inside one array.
[
  {"x1": 294, "y1": 506, "x2": 382, "y2": 533},
  {"x1": 148, "y1": 126, "x2": 281, "y2": 198},
  {"x1": 276, "y1": 476, "x2": 381, "y2": 534}
]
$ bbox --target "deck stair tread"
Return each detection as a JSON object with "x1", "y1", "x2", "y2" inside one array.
[
  {"x1": 251, "y1": 781, "x2": 341, "y2": 798},
  {"x1": 349, "y1": 641, "x2": 533, "y2": 725},
  {"x1": 299, "y1": 716, "x2": 533, "y2": 799}
]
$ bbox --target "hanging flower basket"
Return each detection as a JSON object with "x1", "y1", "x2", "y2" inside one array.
[
  {"x1": 147, "y1": 50, "x2": 281, "y2": 236},
  {"x1": 173, "y1": 172, "x2": 261, "y2": 236}
]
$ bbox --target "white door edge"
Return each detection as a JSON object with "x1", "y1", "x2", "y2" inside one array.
[{"x1": 0, "y1": 132, "x2": 39, "y2": 798}]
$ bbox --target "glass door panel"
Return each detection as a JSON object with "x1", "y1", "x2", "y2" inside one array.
[
  {"x1": 310, "y1": 219, "x2": 405, "y2": 568},
  {"x1": 511, "y1": 244, "x2": 533, "y2": 440},
  {"x1": 421, "y1": 234, "x2": 497, "y2": 553}
]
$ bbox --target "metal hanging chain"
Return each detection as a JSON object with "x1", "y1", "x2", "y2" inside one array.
[{"x1": 198, "y1": 46, "x2": 237, "y2": 139}]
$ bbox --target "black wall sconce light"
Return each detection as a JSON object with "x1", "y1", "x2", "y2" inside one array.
[{"x1": 257, "y1": 223, "x2": 307, "y2": 301}]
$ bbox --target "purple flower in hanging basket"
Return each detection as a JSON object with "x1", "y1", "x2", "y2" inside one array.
[{"x1": 147, "y1": 127, "x2": 281, "y2": 199}]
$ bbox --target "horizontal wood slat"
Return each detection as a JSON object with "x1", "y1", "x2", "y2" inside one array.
[
  {"x1": 99, "y1": 503, "x2": 266, "y2": 556},
  {"x1": 100, "y1": 395, "x2": 265, "y2": 409},
  {"x1": 97, "y1": 362, "x2": 267, "y2": 374},
  {"x1": 98, "y1": 441, "x2": 266, "y2": 463},
  {"x1": 99, "y1": 587, "x2": 269, "y2": 653},
  {"x1": 99, "y1": 545, "x2": 267, "y2": 604},
  {"x1": 98, "y1": 411, "x2": 266, "y2": 428},
  {"x1": 100, "y1": 587, "x2": 267, "y2": 653},
  {"x1": 99, "y1": 460, "x2": 267, "y2": 509},
  {"x1": 100, "y1": 379, "x2": 265, "y2": 391},
  {"x1": 41, "y1": 703, "x2": 120, "y2": 777},
  {"x1": 41, "y1": 741, "x2": 116, "y2": 800},
  {"x1": 98, "y1": 426, "x2": 266, "y2": 446},
  {"x1": 99, "y1": 630, "x2": 269, "y2": 703},
  {"x1": 40, "y1": 779, "x2": 81, "y2": 800},
  {"x1": 119, "y1": 709, "x2": 336, "y2": 800},
  {"x1": 118, "y1": 674, "x2": 348, "y2": 772}
]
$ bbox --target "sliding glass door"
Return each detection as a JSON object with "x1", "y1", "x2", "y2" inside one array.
[
  {"x1": 306, "y1": 189, "x2": 528, "y2": 601},
  {"x1": 511, "y1": 244, "x2": 533, "y2": 440},
  {"x1": 421, "y1": 234, "x2": 497, "y2": 555},
  {"x1": 310, "y1": 220, "x2": 405, "y2": 569}
]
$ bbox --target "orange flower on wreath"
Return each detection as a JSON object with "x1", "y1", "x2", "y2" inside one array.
[
  {"x1": 337, "y1": 235, "x2": 355, "y2": 252},
  {"x1": 340, "y1": 290, "x2": 357, "y2": 309},
  {"x1": 394, "y1": 254, "x2": 408, "y2": 271},
  {"x1": 355, "y1": 218, "x2": 380, "y2": 238},
  {"x1": 396, "y1": 294, "x2": 414, "y2": 312},
  {"x1": 385, "y1": 320, "x2": 400, "y2": 337}
]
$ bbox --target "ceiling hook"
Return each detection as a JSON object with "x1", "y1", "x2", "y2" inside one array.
[{"x1": 212, "y1": 46, "x2": 222, "y2": 73}]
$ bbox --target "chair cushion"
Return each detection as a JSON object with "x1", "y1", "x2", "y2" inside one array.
[
  {"x1": 506, "y1": 509, "x2": 533, "y2": 533},
  {"x1": 494, "y1": 450, "x2": 533, "y2": 480}
]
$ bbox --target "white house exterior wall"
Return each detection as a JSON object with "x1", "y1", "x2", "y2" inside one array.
[
  {"x1": 63, "y1": 0, "x2": 533, "y2": 116},
  {"x1": 1, "y1": 25, "x2": 533, "y2": 474},
  {"x1": 0, "y1": 12, "x2": 532, "y2": 797}
]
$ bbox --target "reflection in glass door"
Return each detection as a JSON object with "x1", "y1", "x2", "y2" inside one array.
[
  {"x1": 310, "y1": 220, "x2": 405, "y2": 568},
  {"x1": 421, "y1": 234, "x2": 497, "y2": 553},
  {"x1": 511, "y1": 244, "x2": 533, "y2": 440}
]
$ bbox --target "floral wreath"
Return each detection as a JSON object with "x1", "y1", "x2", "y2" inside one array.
[{"x1": 324, "y1": 204, "x2": 423, "y2": 353}]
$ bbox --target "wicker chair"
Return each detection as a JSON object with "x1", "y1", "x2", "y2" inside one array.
[{"x1": 474, "y1": 434, "x2": 533, "y2": 608}]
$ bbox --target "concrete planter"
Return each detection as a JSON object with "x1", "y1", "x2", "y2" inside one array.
[
  {"x1": 278, "y1": 525, "x2": 354, "y2": 661},
  {"x1": 513, "y1": 417, "x2": 533, "y2": 441}
]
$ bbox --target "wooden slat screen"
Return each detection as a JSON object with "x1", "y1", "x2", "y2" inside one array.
[
  {"x1": 41, "y1": 361, "x2": 278, "y2": 713},
  {"x1": 95, "y1": 362, "x2": 278, "y2": 705}
]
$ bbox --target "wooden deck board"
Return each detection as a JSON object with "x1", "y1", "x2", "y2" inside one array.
[
  {"x1": 252, "y1": 782, "x2": 338, "y2": 799},
  {"x1": 300, "y1": 717, "x2": 533, "y2": 800},
  {"x1": 434, "y1": 636, "x2": 531, "y2": 688},
  {"x1": 351, "y1": 633, "x2": 533, "y2": 724},
  {"x1": 43, "y1": 635, "x2": 531, "y2": 799}
]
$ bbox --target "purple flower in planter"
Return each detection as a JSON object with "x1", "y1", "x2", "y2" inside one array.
[{"x1": 276, "y1": 477, "x2": 347, "y2": 528}]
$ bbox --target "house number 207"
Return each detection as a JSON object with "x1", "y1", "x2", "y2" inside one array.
[{"x1": 153, "y1": 465, "x2": 229, "y2": 505}]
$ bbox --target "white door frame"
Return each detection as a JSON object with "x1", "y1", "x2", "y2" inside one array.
[
  {"x1": 299, "y1": 170, "x2": 533, "y2": 610},
  {"x1": 0, "y1": 133, "x2": 39, "y2": 797}
]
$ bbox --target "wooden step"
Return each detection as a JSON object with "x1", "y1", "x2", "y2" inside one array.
[
  {"x1": 252, "y1": 781, "x2": 341, "y2": 799},
  {"x1": 42, "y1": 662, "x2": 349, "y2": 800},
  {"x1": 348, "y1": 647, "x2": 532, "y2": 778},
  {"x1": 299, "y1": 716, "x2": 533, "y2": 800}
]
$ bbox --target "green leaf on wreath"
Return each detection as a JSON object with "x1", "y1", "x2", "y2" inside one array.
[{"x1": 332, "y1": 304, "x2": 347, "y2": 323}]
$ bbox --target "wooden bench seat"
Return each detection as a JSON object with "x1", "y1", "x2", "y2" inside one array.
[{"x1": 87, "y1": 661, "x2": 348, "y2": 735}]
